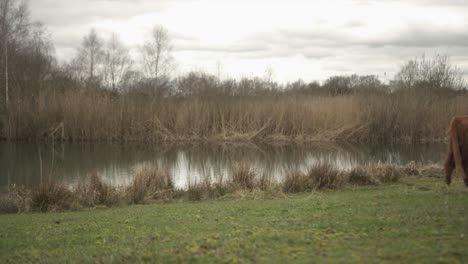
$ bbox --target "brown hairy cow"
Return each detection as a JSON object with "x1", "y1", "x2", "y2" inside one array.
[{"x1": 444, "y1": 116, "x2": 468, "y2": 187}]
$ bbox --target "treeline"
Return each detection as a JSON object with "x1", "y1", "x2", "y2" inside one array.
[{"x1": 0, "y1": 0, "x2": 467, "y2": 143}]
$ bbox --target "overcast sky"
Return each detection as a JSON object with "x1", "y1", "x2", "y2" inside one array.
[{"x1": 30, "y1": 0, "x2": 468, "y2": 83}]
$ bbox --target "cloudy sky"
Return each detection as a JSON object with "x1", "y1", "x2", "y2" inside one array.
[{"x1": 30, "y1": 0, "x2": 468, "y2": 83}]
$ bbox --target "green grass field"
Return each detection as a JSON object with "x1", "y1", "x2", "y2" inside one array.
[{"x1": 0, "y1": 177, "x2": 467, "y2": 263}]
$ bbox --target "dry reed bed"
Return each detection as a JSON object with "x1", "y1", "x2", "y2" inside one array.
[
  {"x1": 0, "y1": 161, "x2": 444, "y2": 214},
  {"x1": 3, "y1": 90, "x2": 467, "y2": 143}
]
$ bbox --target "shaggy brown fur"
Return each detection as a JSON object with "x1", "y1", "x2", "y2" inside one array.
[{"x1": 444, "y1": 116, "x2": 468, "y2": 186}]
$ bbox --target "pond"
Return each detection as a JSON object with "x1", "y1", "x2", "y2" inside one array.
[{"x1": 0, "y1": 142, "x2": 447, "y2": 188}]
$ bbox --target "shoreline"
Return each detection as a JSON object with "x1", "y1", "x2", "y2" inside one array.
[{"x1": 0, "y1": 161, "x2": 444, "y2": 214}]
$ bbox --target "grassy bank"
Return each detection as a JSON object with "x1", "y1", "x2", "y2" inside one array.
[
  {"x1": 0, "y1": 177, "x2": 466, "y2": 263},
  {"x1": 1, "y1": 161, "x2": 441, "y2": 214},
  {"x1": 3, "y1": 91, "x2": 468, "y2": 143}
]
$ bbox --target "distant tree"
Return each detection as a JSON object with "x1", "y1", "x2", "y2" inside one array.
[
  {"x1": 263, "y1": 66, "x2": 278, "y2": 91},
  {"x1": 323, "y1": 76, "x2": 352, "y2": 96},
  {"x1": 237, "y1": 77, "x2": 272, "y2": 96},
  {"x1": 1, "y1": 0, "x2": 28, "y2": 106},
  {"x1": 119, "y1": 70, "x2": 144, "y2": 92},
  {"x1": 286, "y1": 79, "x2": 306, "y2": 91},
  {"x1": 0, "y1": 0, "x2": 54, "y2": 105},
  {"x1": 83, "y1": 29, "x2": 103, "y2": 81},
  {"x1": 15, "y1": 24, "x2": 55, "y2": 92},
  {"x1": 394, "y1": 54, "x2": 465, "y2": 91},
  {"x1": 176, "y1": 71, "x2": 218, "y2": 96},
  {"x1": 71, "y1": 29, "x2": 104, "y2": 86},
  {"x1": 141, "y1": 25, "x2": 174, "y2": 81},
  {"x1": 348, "y1": 74, "x2": 385, "y2": 94},
  {"x1": 219, "y1": 78, "x2": 237, "y2": 96},
  {"x1": 103, "y1": 33, "x2": 132, "y2": 90}
]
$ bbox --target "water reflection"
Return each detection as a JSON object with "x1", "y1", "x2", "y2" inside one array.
[{"x1": 0, "y1": 142, "x2": 446, "y2": 188}]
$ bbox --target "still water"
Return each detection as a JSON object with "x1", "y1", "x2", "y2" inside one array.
[{"x1": 0, "y1": 142, "x2": 446, "y2": 188}]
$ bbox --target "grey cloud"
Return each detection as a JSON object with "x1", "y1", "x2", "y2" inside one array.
[
  {"x1": 235, "y1": 47, "x2": 334, "y2": 60},
  {"x1": 175, "y1": 43, "x2": 268, "y2": 54},
  {"x1": 30, "y1": 0, "x2": 172, "y2": 27},
  {"x1": 172, "y1": 31, "x2": 335, "y2": 60},
  {"x1": 358, "y1": 30, "x2": 468, "y2": 48},
  {"x1": 345, "y1": 20, "x2": 366, "y2": 28},
  {"x1": 250, "y1": 22, "x2": 468, "y2": 51},
  {"x1": 170, "y1": 31, "x2": 272, "y2": 56}
]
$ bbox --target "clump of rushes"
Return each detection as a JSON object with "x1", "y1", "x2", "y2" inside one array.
[
  {"x1": 347, "y1": 166, "x2": 376, "y2": 185},
  {"x1": 283, "y1": 162, "x2": 346, "y2": 193},
  {"x1": 257, "y1": 173, "x2": 273, "y2": 191},
  {"x1": 231, "y1": 162, "x2": 258, "y2": 190},
  {"x1": 347, "y1": 162, "x2": 403, "y2": 185},
  {"x1": 31, "y1": 180, "x2": 73, "y2": 212},
  {"x1": 76, "y1": 173, "x2": 122, "y2": 207},
  {"x1": 0, "y1": 185, "x2": 31, "y2": 214},
  {"x1": 186, "y1": 177, "x2": 229, "y2": 201},
  {"x1": 306, "y1": 162, "x2": 347, "y2": 190},
  {"x1": 367, "y1": 163, "x2": 402, "y2": 183},
  {"x1": 126, "y1": 166, "x2": 174, "y2": 204},
  {"x1": 283, "y1": 170, "x2": 309, "y2": 193},
  {"x1": 418, "y1": 164, "x2": 444, "y2": 178},
  {"x1": 400, "y1": 161, "x2": 420, "y2": 176}
]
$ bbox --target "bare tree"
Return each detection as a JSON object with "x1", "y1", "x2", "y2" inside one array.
[
  {"x1": 83, "y1": 29, "x2": 103, "y2": 81},
  {"x1": 323, "y1": 76, "x2": 352, "y2": 96},
  {"x1": 71, "y1": 29, "x2": 104, "y2": 85},
  {"x1": 16, "y1": 23, "x2": 55, "y2": 94},
  {"x1": 395, "y1": 54, "x2": 465, "y2": 91},
  {"x1": 141, "y1": 25, "x2": 174, "y2": 81},
  {"x1": 1, "y1": 0, "x2": 40, "y2": 106},
  {"x1": 1, "y1": 0, "x2": 9, "y2": 107},
  {"x1": 103, "y1": 33, "x2": 132, "y2": 90}
]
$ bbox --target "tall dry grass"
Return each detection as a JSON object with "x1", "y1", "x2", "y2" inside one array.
[
  {"x1": 360, "y1": 91, "x2": 468, "y2": 142},
  {"x1": 1, "y1": 91, "x2": 468, "y2": 142},
  {"x1": 4, "y1": 89, "x2": 465, "y2": 143}
]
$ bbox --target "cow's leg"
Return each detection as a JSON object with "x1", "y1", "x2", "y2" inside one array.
[
  {"x1": 444, "y1": 141, "x2": 455, "y2": 185},
  {"x1": 461, "y1": 138, "x2": 468, "y2": 187},
  {"x1": 463, "y1": 163, "x2": 468, "y2": 187},
  {"x1": 463, "y1": 156, "x2": 468, "y2": 187}
]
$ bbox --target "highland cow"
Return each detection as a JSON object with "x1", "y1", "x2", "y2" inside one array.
[{"x1": 444, "y1": 116, "x2": 468, "y2": 187}]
